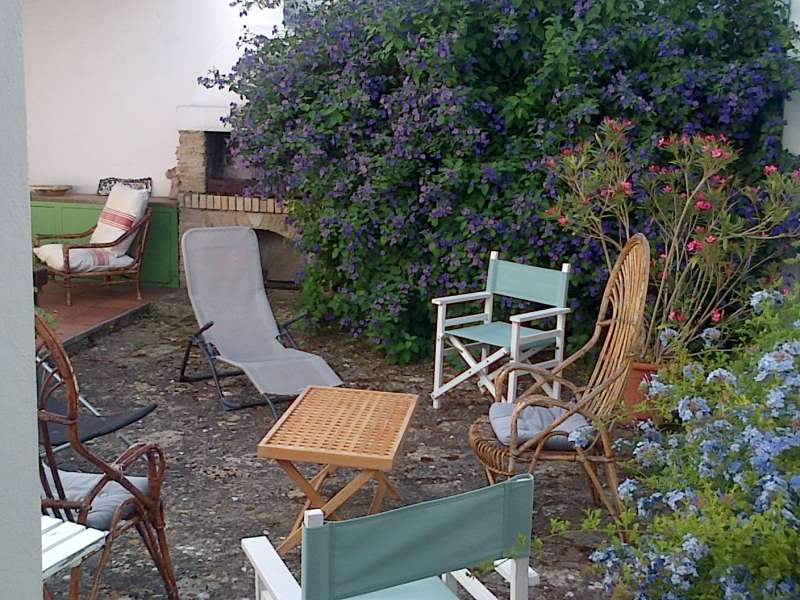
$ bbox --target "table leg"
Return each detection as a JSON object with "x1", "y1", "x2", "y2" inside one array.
[
  {"x1": 290, "y1": 464, "x2": 337, "y2": 533},
  {"x1": 368, "y1": 480, "x2": 387, "y2": 515},
  {"x1": 374, "y1": 471, "x2": 403, "y2": 501},
  {"x1": 277, "y1": 469, "x2": 376, "y2": 555}
]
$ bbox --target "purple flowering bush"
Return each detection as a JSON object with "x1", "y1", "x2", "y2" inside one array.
[
  {"x1": 209, "y1": 0, "x2": 800, "y2": 362},
  {"x1": 594, "y1": 293, "x2": 800, "y2": 597}
]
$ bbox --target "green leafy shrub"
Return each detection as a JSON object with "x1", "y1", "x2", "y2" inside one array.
[{"x1": 210, "y1": 0, "x2": 800, "y2": 362}]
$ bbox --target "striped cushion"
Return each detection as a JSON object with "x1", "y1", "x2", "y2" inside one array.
[
  {"x1": 34, "y1": 244, "x2": 134, "y2": 273},
  {"x1": 89, "y1": 183, "x2": 148, "y2": 256}
]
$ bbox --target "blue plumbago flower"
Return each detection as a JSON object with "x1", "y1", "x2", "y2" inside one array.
[
  {"x1": 646, "y1": 375, "x2": 672, "y2": 398},
  {"x1": 793, "y1": 319, "x2": 800, "y2": 329},
  {"x1": 766, "y1": 387, "x2": 785, "y2": 412},
  {"x1": 677, "y1": 396, "x2": 711, "y2": 422},
  {"x1": 665, "y1": 489, "x2": 696, "y2": 511},
  {"x1": 618, "y1": 479, "x2": 638, "y2": 502},
  {"x1": 634, "y1": 438, "x2": 664, "y2": 467},
  {"x1": 755, "y1": 350, "x2": 796, "y2": 382},
  {"x1": 750, "y1": 290, "x2": 784, "y2": 314},
  {"x1": 700, "y1": 327, "x2": 722, "y2": 348},
  {"x1": 637, "y1": 492, "x2": 663, "y2": 517},
  {"x1": 682, "y1": 363, "x2": 704, "y2": 381},
  {"x1": 706, "y1": 368, "x2": 738, "y2": 387},
  {"x1": 567, "y1": 425, "x2": 594, "y2": 448},
  {"x1": 659, "y1": 327, "x2": 680, "y2": 348},
  {"x1": 681, "y1": 534, "x2": 708, "y2": 560}
]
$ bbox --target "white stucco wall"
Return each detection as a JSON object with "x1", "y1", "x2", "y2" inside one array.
[
  {"x1": 23, "y1": 0, "x2": 282, "y2": 197},
  {"x1": 0, "y1": 0, "x2": 39, "y2": 597},
  {"x1": 784, "y1": 0, "x2": 800, "y2": 152}
]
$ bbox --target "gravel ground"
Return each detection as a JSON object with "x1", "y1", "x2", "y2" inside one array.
[{"x1": 49, "y1": 289, "x2": 612, "y2": 599}]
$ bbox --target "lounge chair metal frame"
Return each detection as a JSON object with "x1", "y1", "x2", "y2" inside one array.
[{"x1": 178, "y1": 315, "x2": 305, "y2": 417}]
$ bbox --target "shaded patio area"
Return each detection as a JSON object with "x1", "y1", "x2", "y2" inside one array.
[
  {"x1": 49, "y1": 289, "x2": 607, "y2": 599},
  {"x1": 37, "y1": 281, "x2": 170, "y2": 345}
]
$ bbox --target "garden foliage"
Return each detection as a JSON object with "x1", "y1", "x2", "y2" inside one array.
[
  {"x1": 594, "y1": 292, "x2": 800, "y2": 598},
  {"x1": 549, "y1": 120, "x2": 800, "y2": 362},
  {"x1": 210, "y1": 0, "x2": 800, "y2": 362}
]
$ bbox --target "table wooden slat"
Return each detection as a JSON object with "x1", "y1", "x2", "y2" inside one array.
[{"x1": 258, "y1": 386, "x2": 418, "y2": 471}]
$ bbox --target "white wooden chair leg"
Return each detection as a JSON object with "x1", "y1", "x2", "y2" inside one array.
[
  {"x1": 509, "y1": 558, "x2": 529, "y2": 600},
  {"x1": 508, "y1": 323, "x2": 522, "y2": 403},
  {"x1": 432, "y1": 304, "x2": 447, "y2": 409}
]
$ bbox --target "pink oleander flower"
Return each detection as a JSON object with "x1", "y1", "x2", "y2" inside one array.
[
  {"x1": 561, "y1": 147, "x2": 573, "y2": 157},
  {"x1": 705, "y1": 234, "x2": 717, "y2": 244},
  {"x1": 793, "y1": 168, "x2": 800, "y2": 181},
  {"x1": 695, "y1": 199, "x2": 712, "y2": 210},
  {"x1": 545, "y1": 157, "x2": 557, "y2": 170},
  {"x1": 557, "y1": 215, "x2": 569, "y2": 226},
  {"x1": 657, "y1": 137, "x2": 670, "y2": 147},
  {"x1": 687, "y1": 239, "x2": 703, "y2": 252},
  {"x1": 711, "y1": 308, "x2": 723, "y2": 323},
  {"x1": 620, "y1": 180, "x2": 633, "y2": 195},
  {"x1": 764, "y1": 164, "x2": 779, "y2": 175},
  {"x1": 659, "y1": 252, "x2": 668, "y2": 261},
  {"x1": 668, "y1": 309, "x2": 686, "y2": 323},
  {"x1": 711, "y1": 148, "x2": 723, "y2": 158},
  {"x1": 662, "y1": 185, "x2": 673, "y2": 193}
]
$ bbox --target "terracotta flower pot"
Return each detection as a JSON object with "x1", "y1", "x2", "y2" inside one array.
[{"x1": 622, "y1": 361, "x2": 660, "y2": 421}]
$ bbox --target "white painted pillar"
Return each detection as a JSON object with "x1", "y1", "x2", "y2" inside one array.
[
  {"x1": 0, "y1": 0, "x2": 40, "y2": 597},
  {"x1": 784, "y1": 0, "x2": 800, "y2": 152}
]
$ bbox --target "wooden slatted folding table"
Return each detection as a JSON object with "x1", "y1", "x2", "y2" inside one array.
[{"x1": 257, "y1": 386, "x2": 418, "y2": 555}]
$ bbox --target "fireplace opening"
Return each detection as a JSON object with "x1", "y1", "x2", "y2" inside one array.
[{"x1": 205, "y1": 131, "x2": 254, "y2": 195}]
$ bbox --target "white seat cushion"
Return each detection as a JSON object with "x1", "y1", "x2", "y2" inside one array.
[
  {"x1": 89, "y1": 183, "x2": 149, "y2": 256},
  {"x1": 34, "y1": 244, "x2": 134, "y2": 273},
  {"x1": 489, "y1": 402, "x2": 593, "y2": 451}
]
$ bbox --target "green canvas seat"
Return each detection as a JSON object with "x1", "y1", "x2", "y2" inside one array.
[
  {"x1": 432, "y1": 251, "x2": 571, "y2": 408},
  {"x1": 449, "y1": 322, "x2": 552, "y2": 350},
  {"x1": 348, "y1": 577, "x2": 456, "y2": 599},
  {"x1": 241, "y1": 475, "x2": 537, "y2": 600}
]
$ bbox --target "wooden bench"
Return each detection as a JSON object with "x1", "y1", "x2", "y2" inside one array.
[{"x1": 41, "y1": 515, "x2": 107, "y2": 581}]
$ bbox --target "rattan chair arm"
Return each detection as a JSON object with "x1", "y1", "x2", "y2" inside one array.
[
  {"x1": 34, "y1": 226, "x2": 97, "y2": 245},
  {"x1": 112, "y1": 442, "x2": 167, "y2": 505},
  {"x1": 61, "y1": 211, "x2": 150, "y2": 252},
  {"x1": 496, "y1": 363, "x2": 583, "y2": 401}
]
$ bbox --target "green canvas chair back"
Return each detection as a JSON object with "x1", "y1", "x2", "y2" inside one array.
[
  {"x1": 486, "y1": 253, "x2": 570, "y2": 308},
  {"x1": 301, "y1": 475, "x2": 534, "y2": 600}
]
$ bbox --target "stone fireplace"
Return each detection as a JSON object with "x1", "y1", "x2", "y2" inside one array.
[{"x1": 175, "y1": 129, "x2": 300, "y2": 287}]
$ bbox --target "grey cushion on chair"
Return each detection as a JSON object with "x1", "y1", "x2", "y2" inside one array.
[
  {"x1": 46, "y1": 470, "x2": 149, "y2": 530},
  {"x1": 489, "y1": 402, "x2": 593, "y2": 451}
]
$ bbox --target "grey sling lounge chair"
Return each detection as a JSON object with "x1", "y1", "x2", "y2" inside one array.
[{"x1": 179, "y1": 227, "x2": 342, "y2": 416}]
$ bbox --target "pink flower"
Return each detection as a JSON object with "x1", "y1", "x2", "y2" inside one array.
[
  {"x1": 545, "y1": 157, "x2": 557, "y2": 170},
  {"x1": 662, "y1": 185, "x2": 673, "y2": 193},
  {"x1": 668, "y1": 310, "x2": 686, "y2": 323},
  {"x1": 657, "y1": 137, "x2": 670, "y2": 148},
  {"x1": 557, "y1": 215, "x2": 569, "y2": 226},
  {"x1": 695, "y1": 199, "x2": 712, "y2": 211},
  {"x1": 711, "y1": 148, "x2": 723, "y2": 158},
  {"x1": 561, "y1": 147, "x2": 573, "y2": 157},
  {"x1": 659, "y1": 252, "x2": 668, "y2": 261},
  {"x1": 711, "y1": 308, "x2": 723, "y2": 323},
  {"x1": 687, "y1": 239, "x2": 703, "y2": 253},
  {"x1": 620, "y1": 180, "x2": 633, "y2": 195},
  {"x1": 705, "y1": 235, "x2": 717, "y2": 244},
  {"x1": 793, "y1": 168, "x2": 800, "y2": 181},
  {"x1": 764, "y1": 164, "x2": 779, "y2": 175}
]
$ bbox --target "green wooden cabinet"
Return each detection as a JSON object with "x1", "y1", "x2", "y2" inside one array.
[{"x1": 31, "y1": 198, "x2": 180, "y2": 288}]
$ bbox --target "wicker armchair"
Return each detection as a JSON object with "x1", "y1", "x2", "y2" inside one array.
[
  {"x1": 36, "y1": 314, "x2": 178, "y2": 599},
  {"x1": 34, "y1": 208, "x2": 152, "y2": 306},
  {"x1": 469, "y1": 234, "x2": 650, "y2": 516}
]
